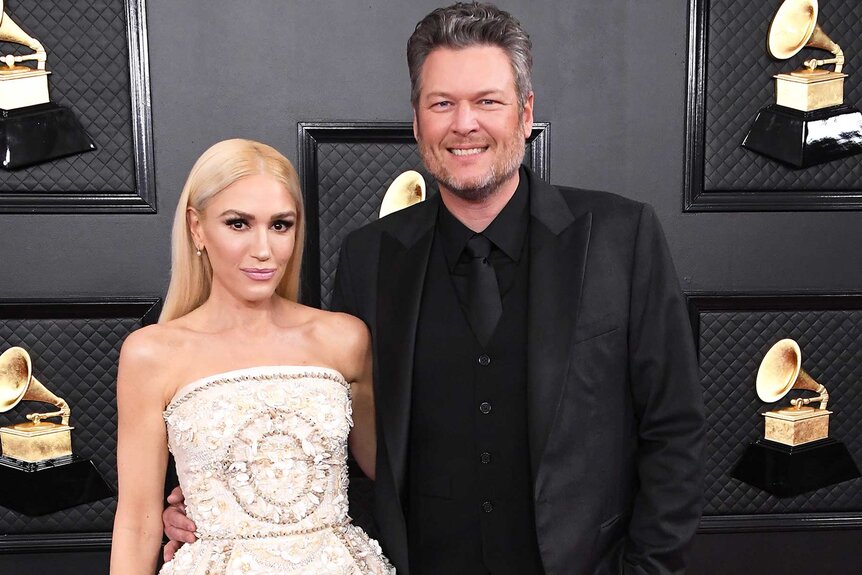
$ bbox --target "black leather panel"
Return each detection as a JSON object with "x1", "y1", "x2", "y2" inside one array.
[
  {"x1": 0, "y1": 300, "x2": 158, "y2": 535},
  {"x1": 694, "y1": 296, "x2": 862, "y2": 516}
]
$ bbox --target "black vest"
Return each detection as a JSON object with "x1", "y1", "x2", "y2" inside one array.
[{"x1": 407, "y1": 234, "x2": 544, "y2": 574}]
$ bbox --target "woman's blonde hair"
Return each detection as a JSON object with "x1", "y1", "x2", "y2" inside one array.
[{"x1": 159, "y1": 139, "x2": 305, "y2": 322}]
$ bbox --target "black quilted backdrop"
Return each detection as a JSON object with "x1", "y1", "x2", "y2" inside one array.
[
  {"x1": 316, "y1": 141, "x2": 427, "y2": 309},
  {"x1": 0, "y1": 300, "x2": 157, "y2": 536},
  {"x1": 697, "y1": 304, "x2": 862, "y2": 516},
  {"x1": 300, "y1": 123, "x2": 549, "y2": 310},
  {"x1": 703, "y1": 0, "x2": 862, "y2": 191},
  {"x1": 0, "y1": 0, "x2": 134, "y2": 192}
]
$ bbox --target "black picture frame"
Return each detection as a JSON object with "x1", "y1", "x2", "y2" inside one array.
[
  {"x1": 296, "y1": 121, "x2": 550, "y2": 309},
  {"x1": 0, "y1": 297, "x2": 160, "y2": 553},
  {"x1": 683, "y1": 0, "x2": 862, "y2": 212},
  {"x1": 688, "y1": 292, "x2": 862, "y2": 532},
  {"x1": 0, "y1": 0, "x2": 155, "y2": 214}
]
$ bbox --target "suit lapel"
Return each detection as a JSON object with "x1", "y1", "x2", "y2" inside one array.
[
  {"x1": 375, "y1": 197, "x2": 438, "y2": 503},
  {"x1": 526, "y1": 171, "x2": 592, "y2": 486}
]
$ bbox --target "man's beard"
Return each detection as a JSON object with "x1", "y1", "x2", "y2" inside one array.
[{"x1": 419, "y1": 125, "x2": 526, "y2": 203}]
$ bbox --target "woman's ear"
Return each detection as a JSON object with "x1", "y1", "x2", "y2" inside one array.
[{"x1": 187, "y1": 207, "x2": 204, "y2": 251}]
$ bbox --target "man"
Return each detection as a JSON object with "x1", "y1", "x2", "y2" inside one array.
[{"x1": 165, "y1": 3, "x2": 704, "y2": 573}]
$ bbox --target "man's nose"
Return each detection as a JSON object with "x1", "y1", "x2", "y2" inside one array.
[{"x1": 452, "y1": 103, "x2": 479, "y2": 134}]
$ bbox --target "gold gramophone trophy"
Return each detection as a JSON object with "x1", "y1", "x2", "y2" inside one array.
[
  {"x1": 0, "y1": 346, "x2": 73, "y2": 462},
  {"x1": 379, "y1": 170, "x2": 427, "y2": 218},
  {"x1": 0, "y1": 346, "x2": 111, "y2": 516},
  {"x1": 742, "y1": 0, "x2": 862, "y2": 168},
  {"x1": 0, "y1": 0, "x2": 94, "y2": 170},
  {"x1": 731, "y1": 339, "x2": 860, "y2": 497}
]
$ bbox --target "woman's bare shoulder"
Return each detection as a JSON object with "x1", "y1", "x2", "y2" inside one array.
[
  {"x1": 277, "y1": 301, "x2": 370, "y2": 377},
  {"x1": 118, "y1": 322, "x2": 198, "y2": 392},
  {"x1": 305, "y1": 306, "x2": 369, "y2": 345},
  {"x1": 312, "y1": 309, "x2": 370, "y2": 379},
  {"x1": 122, "y1": 322, "x2": 190, "y2": 361}
]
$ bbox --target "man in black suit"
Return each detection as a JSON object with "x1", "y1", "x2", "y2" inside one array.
[
  {"x1": 164, "y1": 3, "x2": 704, "y2": 573},
  {"x1": 331, "y1": 3, "x2": 704, "y2": 574}
]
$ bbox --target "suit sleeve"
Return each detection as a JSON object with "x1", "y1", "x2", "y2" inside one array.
[
  {"x1": 331, "y1": 236, "x2": 356, "y2": 315},
  {"x1": 623, "y1": 204, "x2": 705, "y2": 575}
]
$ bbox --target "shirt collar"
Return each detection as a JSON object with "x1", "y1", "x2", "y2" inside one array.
[{"x1": 437, "y1": 166, "x2": 530, "y2": 271}]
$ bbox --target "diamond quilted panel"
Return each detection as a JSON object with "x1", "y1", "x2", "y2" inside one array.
[
  {"x1": 314, "y1": 140, "x2": 537, "y2": 309},
  {"x1": 699, "y1": 309, "x2": 862, "y2": 515},
  {"x1": 317, "y1": 142, "x2": 428, "y2": 309},
  {"x1": 702, "y1": 1, "x2": 862, "y2": 190},
  {"x1": 0, "y1": 316, "x2": 142, "y2": 533},
  {"x1": 0, "y1": 0, "x2": 135, "y2": 192}
]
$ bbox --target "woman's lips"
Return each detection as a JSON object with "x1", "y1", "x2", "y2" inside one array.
[{"x1": 241, "y1": 268, "x2": 277, "y2": 281}]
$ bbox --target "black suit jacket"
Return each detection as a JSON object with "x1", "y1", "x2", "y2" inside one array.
[{"x1": 332, "y1": 167, "x2": 704, "y2": 574}]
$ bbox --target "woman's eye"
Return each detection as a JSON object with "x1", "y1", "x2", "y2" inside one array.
[
  {"x1": 272, "y1": 220, "x2": 295, "y2": 232},
  {"x1": 225, "y1": 218, "x2": 247, "y2": 230}
]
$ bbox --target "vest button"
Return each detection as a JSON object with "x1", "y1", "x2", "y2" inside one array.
[
  {"x1": 482, "y1": 500, "x2": 494, "y2": 513},
  {"x1": 478, "y1": 354, "x2": 491, "y2": 366},
  {"x1": 480, "y1": 452, "x2": 492, "y2": 464},
  {"x1": 479, "y1": 402, "x2": 492, "y2": 414}
]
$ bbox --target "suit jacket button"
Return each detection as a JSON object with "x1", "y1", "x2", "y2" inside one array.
[
  {"x1": 478, "y1": 354, "x2": 491, "y2": 366},
  {"x1": 480, "y1": 452, "x2": 492, "y2": 464},
  {"x1": 482, "y1": 500, "x2": 494, "y2": 513},
  {"x1": 479, "y1": 402, "x2": 492, "y2": 414}
]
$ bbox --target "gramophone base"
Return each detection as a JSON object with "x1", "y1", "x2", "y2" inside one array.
[
  {"x1": 731, "y1": 438, "x2": 860, "y2": 497},
  {"x1": 0, "y1": 71, "x2": 50, "y2": 110},
  {"x1": 0, "y1": 421, "x2": 73, "y2": 462},
  {"x1": 0, "y1": 454, "x2": 113, "y2": 516},
  {"x1": 774, "y1": 71, "x2": 846, "y2": 112},
  {"x1": 742, "y1": 104, "x2": 862, "y2": 168},
  {"x1": 763, "y1": 407, "x2": 830, "y2": 446},
  {"x1": 0, "y1": 102, "x2": 96, "y2": 170}
]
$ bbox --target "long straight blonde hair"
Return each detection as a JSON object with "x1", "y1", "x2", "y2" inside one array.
[{"x1": 159, "y1": 139, "x2": 305, "y2": 323}]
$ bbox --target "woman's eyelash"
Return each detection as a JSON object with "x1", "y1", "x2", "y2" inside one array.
[
  {"x1": 223, "y1": 218, "x2": 294, "y2": 230},
  {"x1": 225, "y1": 218, "x2": 247, "y2": 228}
]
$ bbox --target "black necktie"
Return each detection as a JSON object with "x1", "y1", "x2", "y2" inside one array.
[{"x1": 464, "y1": 234, "x2": 502, "y2": 346}]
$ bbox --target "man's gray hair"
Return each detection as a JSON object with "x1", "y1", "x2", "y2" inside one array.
[{"x1": 407, "y1": 2, "x2": 533, "y2": 111}]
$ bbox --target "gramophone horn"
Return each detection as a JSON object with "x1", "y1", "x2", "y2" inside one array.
[
  {"x1": 0, "y1": 346, "x2": 31, "y2": 412},
  {"x1": 756, "y1": 338, "x2": 828, "y2": 410},
  {"x1": 379, "y1": 170, "x2": 426, "y2": 218},
  {"x1": 0, "y1": 346, "x2": 70, "y2": 425},
  {"x1": 0, "y1": 2, "x2": 47, "y2": 69},
  {"x1": 767, "y1": 0, "x2": 843, "y2": 73}
]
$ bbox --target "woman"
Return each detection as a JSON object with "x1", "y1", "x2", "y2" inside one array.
[{"x1": 110, "y1": 139, "x2": 392, "y2": 574}]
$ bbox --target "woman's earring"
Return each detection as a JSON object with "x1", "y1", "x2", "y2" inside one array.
[{"x1": 195, "y1": 246, "x2": 202, "y2": 257}]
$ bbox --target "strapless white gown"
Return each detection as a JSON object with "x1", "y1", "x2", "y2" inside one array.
[{"x1": 159, "y1": 366, "x2": 393, "y2": 574}]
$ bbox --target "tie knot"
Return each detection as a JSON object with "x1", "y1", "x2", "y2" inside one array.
[{"x1": 465, "y1": 234, "x2": 493, "y2": 260}]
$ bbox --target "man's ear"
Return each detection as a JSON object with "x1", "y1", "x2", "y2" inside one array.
[
  {"x1": 522, "y1": 91, "x2": 534, "y2": 138},
  {"x1": 412, "y1": 107, "x2": 419, "y2": 142}
]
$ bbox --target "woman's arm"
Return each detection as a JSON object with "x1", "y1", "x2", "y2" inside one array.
[
  {"x1": 337, "y1": 314, "x2": 376, "y2": 480},
  {"x1": 110, "y1": 329, "x2": 171, "y2": 574}
]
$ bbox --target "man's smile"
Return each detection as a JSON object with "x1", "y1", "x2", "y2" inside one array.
[{"x1": 449, "y1": 147, "x2": 487, "y2": 156}]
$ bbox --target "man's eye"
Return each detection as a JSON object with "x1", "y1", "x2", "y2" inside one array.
[
  {"x1": 480, "y1": 99, "x2": 499, "y2": 106},
  {"x1": 272, "y1": 220, "x2": 294, "y2": 232},
  {"x1": 432, "y1": 101, "x2": 451, "y2": 109}
]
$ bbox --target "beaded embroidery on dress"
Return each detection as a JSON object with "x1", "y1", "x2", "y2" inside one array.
[{"x1": 160, "y1": 366, "x2": 393, "y2": 575}]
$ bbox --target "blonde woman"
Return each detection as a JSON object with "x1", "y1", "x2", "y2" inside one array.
[{"x1": 110, "y1": 139, "x2": 392, "y2": 574}]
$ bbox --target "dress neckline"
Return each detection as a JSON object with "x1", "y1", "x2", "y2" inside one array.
[{"x1": 164, "y1": 365, "x2": 347, "y2": 416}]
